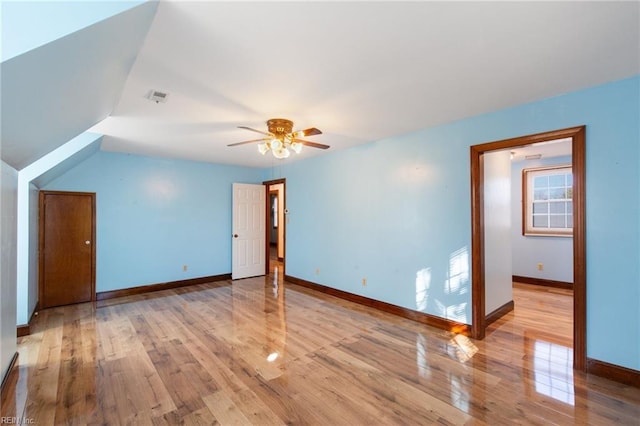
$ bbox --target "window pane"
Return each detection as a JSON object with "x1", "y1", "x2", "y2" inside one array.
[
  {"x1": 524, "y1": 166, "x2": 572, "y2": 236},
  {"x1": 550, "y1": 188, "x2": 568, "y2": 199},
  {"x1": 549, "y1": 174, "x2": 565, "y2": 187},
  {"x1": 550, "y1": 215, "x2": 566, "y2": 228},
  {"x1": 533, "y1": 215, "x2": 548, "y2": 228},
  {"x1": 533, "y1": 202, "x2": 548, "y2": 214},
  {"x1": 534, "y1": 176, "x2": 548, "y2": 188},
  {"x1": 534, "y1": 189, "x2": 549, "y2": 200}
]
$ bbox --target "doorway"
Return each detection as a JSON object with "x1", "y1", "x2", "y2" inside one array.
[
  {"x1": 470, "y1": 126, "x2": 586, "y2": 370},
  {"x1": 264, "y1": 179, "x2": 286, "y2": 275},
  {"x1": 39, "y1": 191, "x2": 96, "y2": 308}
]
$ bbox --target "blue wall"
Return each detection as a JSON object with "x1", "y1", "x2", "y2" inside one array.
[
  {"x1": 44, "y1": 151, "x2": 263, "y2": 292},
  {"x1": 282, "y1": 130, "x2": 473, "y2": 324},
  {"x1": 275, "y1": 76, "x2": 639, "y2": 370},
  {"x1": 43, "y1": 76, "x2": 639, "y2": 371}
]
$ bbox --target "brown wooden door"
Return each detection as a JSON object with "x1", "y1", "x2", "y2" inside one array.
[{"x1": 39, "y1": 191, "x2": 96, "y2": 308}]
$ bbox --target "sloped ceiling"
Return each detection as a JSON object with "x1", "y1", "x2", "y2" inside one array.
[
  {"x1": 2, "y1": 1, "x2": 639, "y2": 170},
  {"x1": 0, "y1": 1, "x2": 158, "y2": 170},
  {"x1": 1, "y1": 1, "x2": 146, "y2": 62},
  {"x1": 29, "y1": 133, "x2": 103, "y2": 189},
  {"x1": 91, "y1": 1, "x2": 639, "y2": 167}
]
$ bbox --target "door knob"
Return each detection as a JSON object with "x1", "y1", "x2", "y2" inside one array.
[
  {"x1": 233, "y1": 234, "x2": 238, "y2": 238},
  {"x1": 85, "y1": 240, "x2": 91, "y2": 245}
]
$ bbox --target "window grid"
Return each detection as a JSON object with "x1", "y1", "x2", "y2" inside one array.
[{"x1": 523, "y1": 165, "x2": 573, "y2": 236}]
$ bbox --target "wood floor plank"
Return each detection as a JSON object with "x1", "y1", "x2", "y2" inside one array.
[
  {"x1": 54, "y1": 310, "x2": 89, "y2": 425},
  {"x1": 228, "y1": 387, "x2": 286, "y2": 426},
  {"x1": 201, "y1": 391, "x2": 253, "y2": 425},
  {"x1": 3, "y1": 323, "x2": 44, "y2": 422},
  {"x1": 144, "y1": 338, "x2": 218, "y2": 418},
  {"x1": 3, "y1": 264, "x2": 639, "y2": 425},
  {"x1": 295, "y1": 360, "x2": 404, "y2": 425},
  {"x1": 178, "y1": 406, "x2": 220, "y2": 426},
  {"x1": 22, "y1": 309, "x2": 64, "y2": 425},
  {"x1": 312, "y1": 346, "x2": 471, "y2": 425}
]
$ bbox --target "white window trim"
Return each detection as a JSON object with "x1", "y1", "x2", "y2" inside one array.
[{"x1": 522, "y1": 164, "x2": 573, "y2": 237}]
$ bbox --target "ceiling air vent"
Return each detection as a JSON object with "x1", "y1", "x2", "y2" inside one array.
[{"x1": 147, "y1": 90, "x2": 169, "y2": 103}]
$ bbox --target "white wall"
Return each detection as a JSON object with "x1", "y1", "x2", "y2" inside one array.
[
  {"x1": 511, "y1": 156, "x2": 573, "y2": 283},
  {"x1": 16, "y1": 183, "x2": 40, "y2": 327},
  {"x1": 16, "y1": 132, "x2": 101, "y2": 325},
  {"x1": 28, "y1": 184, "x2": 39, "y2": 316},
  {"x1": 1, "y1": 160, "x2": 18, "y2": 382},
  {"x1": 484, "y1": 150, "x2": 513, "y2": 315}
]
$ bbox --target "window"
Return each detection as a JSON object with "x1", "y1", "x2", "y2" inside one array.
[{"x1": 522, "y1": 165, "x2": 573, "y2": 236}]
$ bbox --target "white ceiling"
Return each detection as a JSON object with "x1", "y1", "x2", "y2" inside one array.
[
  {"x1": 509, "y1": 138, "x2": 572, "y2": 162},
  {"x1": 87, "y1": 1, "x2": 638, "y2": 168}
]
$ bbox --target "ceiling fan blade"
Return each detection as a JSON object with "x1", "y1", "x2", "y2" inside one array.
[
  {"x1": 295, "y1": 139, "x2": 330, "y2": 150},
  {"x1": 238, "y1": 126, "x2": 273, "y2": 137},
  {"x1": 297, "y1": 127, "x2": 322, "y2": 137},
  {"x1": 227, "y1": 138, "x2": 269, "y2": 147}
]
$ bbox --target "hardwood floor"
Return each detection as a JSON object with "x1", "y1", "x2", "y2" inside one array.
[{"x1": 2, "y1": 270, "x2": 639, "y2": 425}]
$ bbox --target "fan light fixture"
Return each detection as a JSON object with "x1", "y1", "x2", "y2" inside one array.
[
  {"x1": 257, "y1": 119, "x2": 304, "y2": 159},
  {"x1": 228, "y1": 118, "x2": 329, "y2": 157}
]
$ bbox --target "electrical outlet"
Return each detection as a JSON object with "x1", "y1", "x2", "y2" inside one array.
[
  {"x1": 362, "y1": 277, "x2": 367, "y2": 287},
  {"x1": 183, "y1": 265, "x2": 188, "y2": 272},
  {"x1": 537, "y1": 263, "x2": 544, "y2": 271}
]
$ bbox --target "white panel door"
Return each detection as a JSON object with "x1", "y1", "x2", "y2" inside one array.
[{"x1": 232, "y1": 183, "x2": 266, "y2": 279}]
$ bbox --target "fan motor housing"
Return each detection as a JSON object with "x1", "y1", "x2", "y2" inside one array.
[{"x1": 267, "y1": 118, "x2": 293, "y2": 135}]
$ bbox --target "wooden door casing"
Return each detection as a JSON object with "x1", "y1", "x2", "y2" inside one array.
[
  {"x1": 39, "y1": 191, "x2": 96, "y2": 308},
  {"x1": 470, "y1": 125, "x2": 586, "y2": 370}
]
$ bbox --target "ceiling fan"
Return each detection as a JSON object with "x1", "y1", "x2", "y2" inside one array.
[{"x1": 228, "y1": 118, "x2": 330, "y2": 159}]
